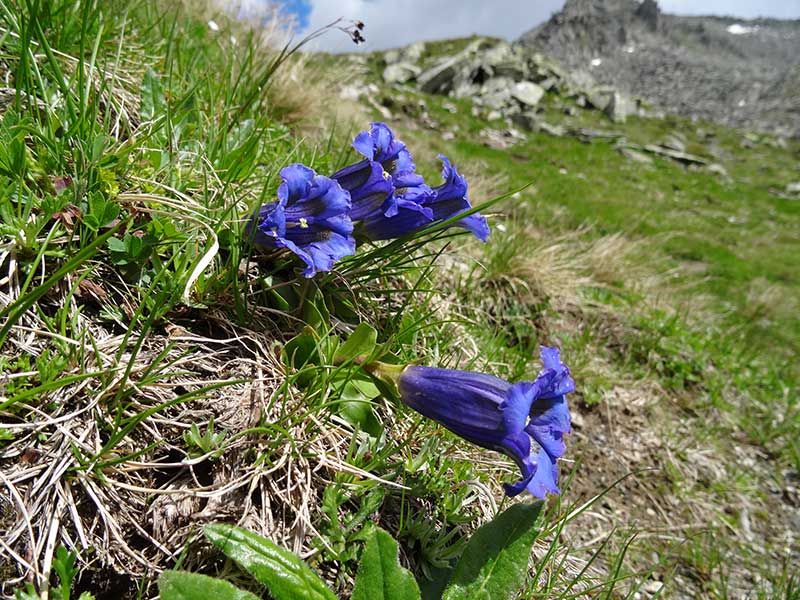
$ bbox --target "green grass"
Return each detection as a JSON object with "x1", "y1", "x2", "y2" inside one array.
[
  {"x1": 332, "y1": 38, "x2": 800, "y2": 597},
  {"x1": 1, "y1": 7, "x2": 798, "y2": 600}
]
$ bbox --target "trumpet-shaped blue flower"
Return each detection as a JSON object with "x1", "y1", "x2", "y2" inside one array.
[
  {"x1": 360, "y1": 155, "x2": 490, "y2": 242},
  {"x1": 427, "y1": 155, "x2": 489, "y2": 242},
  {"x1": 330, "y1": 160, "x2": 395, "y2": 221},
  {"x1": 393, "y1": 346, "x2": 573, "y2": 499},
  {"x1": 246, "y1": 164, "x2": 355, "y2": 278},
  {"x1": 332, "y1": 122, "x2": 431, "y2": 220}
]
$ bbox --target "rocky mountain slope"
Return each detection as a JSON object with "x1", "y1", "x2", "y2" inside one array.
[{"x1": 519, "y1": 0, "x2": 800, "y2": 136}]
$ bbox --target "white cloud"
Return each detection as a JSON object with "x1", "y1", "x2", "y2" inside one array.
[
  {"x1": 299, "y1": 0, "x2": 563, "y2": 52},
  {"x1": 659, "y1": 0, "x2": 800, "y2": 20},
  {"x1": 298, "y1": 0, "x2": 800, "y2": 53}
]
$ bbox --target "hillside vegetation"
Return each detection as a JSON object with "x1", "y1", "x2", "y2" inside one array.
[{"x1": 0, "y1": 2, "x2": 798, "y2": 599}]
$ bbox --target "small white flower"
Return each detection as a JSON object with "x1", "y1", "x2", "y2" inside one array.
[{"x1": 208, "y1": 19, "x2": 220, "y2": 32}]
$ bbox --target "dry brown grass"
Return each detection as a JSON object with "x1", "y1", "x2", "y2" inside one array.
[{"x1": 0, "y1": 293, "x2": 423, "y2": 596}]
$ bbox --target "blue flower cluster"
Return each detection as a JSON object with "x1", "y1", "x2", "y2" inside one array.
[
  {"x1": 246, "y1": 122, "x2": 489, "y2": 278},
  {"x1": 391, "y1": 346, "x2": 574, "y2": 499}
]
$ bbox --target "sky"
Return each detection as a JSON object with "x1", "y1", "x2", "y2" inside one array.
[{"x1": 259, "y1": 0, "x2": 800, "y2": 52}]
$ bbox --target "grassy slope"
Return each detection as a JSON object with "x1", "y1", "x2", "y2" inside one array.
[
  {"x1": 336, "y1": 43, "x2": 800, "y2": 596},
  {"x1": 0, "y1": 2, "x2": 798, "y2": 599}
]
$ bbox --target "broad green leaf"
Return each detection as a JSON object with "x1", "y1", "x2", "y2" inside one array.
[
  {"x1": 443, "y1": 501, "x2": 544, "y2": 600},
  {"x1": 125, "y1": 234, "x2": 144, "y2": 258},
  {"x1": 157, "y1": 571, "x2": 258, "y2": 600},
  {"x1": 419, "y1": 564, "x2": 455, "y2": 600},
  {"x1": 85, "y1": 193, "x2": 119, "y2": 231},
  {"x1": 107, "y1": 236, "x2": 126, "y2": 253},
  {"x1": 283, "y1": 329, "x2": 319, "y2": 369},
  {"x1": 204, "y1": 524, "x2": 336, "y2": 600},
  {"x1": 337, "y1": 379, "x2": 382, "y2": 437},
  {"x1": 334, "y1": 322, "x2": 377, "y2": 363},
  {"x1": 352, "y1": 526, "x2": 420, "y2": 600}
]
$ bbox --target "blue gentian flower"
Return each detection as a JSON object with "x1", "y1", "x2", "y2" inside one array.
[
  {"x1": 332, "y1": 122, "x2": 431, "y2": 220},
  {"x1": 352, "y1": 122, "x2": 426, "y2": 191},
  {"x1": 392, "y1": 346, "x2": 573, "y2": 499},
  {"x1": 360, "y1": 155, "x2": 490, "y2": 243},
  {"x1": 330, "y1": 160, "x2": 395, "y2": 221},
  {"x1": 245, "y1": 164, "x2": 355, "y2": 278},
  {"x1": 427, "y1": 155, "x2": 489, "y2": 242}
]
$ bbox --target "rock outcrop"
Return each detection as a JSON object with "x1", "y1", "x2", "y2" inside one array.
[
  {"x1": 385, "y1": 37, "x2": 636, "y2": 125},
  {"x1": 519, "y1": 0, "x2": 800, "y2": 137}
]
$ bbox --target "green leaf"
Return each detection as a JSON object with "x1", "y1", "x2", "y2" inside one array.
[
  {"x1": 85, "y1": 193, "x2": 119, "y2": 231},
  {"x1": 157, "y1": 571, "x2": 258, "y2": 600},
  {"x1": 140, "y1": 68, "x2": 166, "y2": 122},
  {"x1": 442, "y1": 501, "x2": 544, "y2": 600},
  {"x1": 334, "y1": 322, "x2": 377, "y2": 364},
  {"x1": 107, "y1": 236, "x2": 126, "y2": 253},
  {"x1": 337, "y1": 379, "x2": 382, "y2": 437},
  {"x1": 352, "y1": 526, "x2": 420, "y2": 600},
  {"x1": 0, "y1": 224, "x2": 122, "y2": 346},
  {"x1": 90, "y1": 134, "x2": 109, "y2": 162},
  {"x1": 13, "y1": 583, "x2": 40, "y2": 600},
  {"x1": 283, "y1": 329, "x2": 319, "y2": 369},
  {"x1": 204, "y1": 524, "x2": 336, "y2": 600},
  {"x1": 420, "y1": 564, "x2": 455, "y2": 600},
  {"x1": 125, "y1": 234, "x2": 143, "y2": 258}
]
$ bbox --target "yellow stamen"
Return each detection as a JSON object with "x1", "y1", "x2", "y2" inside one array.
[{"x1": 299, "y1": 217, "x2": 309, "y2": 229}]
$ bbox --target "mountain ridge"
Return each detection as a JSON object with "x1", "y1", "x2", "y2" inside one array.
[{"x1": 518, "y1": 0, "x2": 800, "y2": 136}]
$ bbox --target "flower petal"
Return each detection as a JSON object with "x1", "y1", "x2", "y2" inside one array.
[
  {"x1": 360, "y1": 198, "x2": 434, "y2": 241},
  {"x1": 538, "y1": 347, "x2": 576, "y2": 398},
  {"x1": 526, "y1": 422, "x2": 567, "y2": 460},
  {"x1": 501, "y1": 381, "x2": 535, "y2": 435},
  {"x1": 371, "y1": 122, "x2": 406, "y2": 162},
  {"x1": 300, "y1": 232, "x2": 356, "y2": 277},
  {"x1": 457, "y1": 213, "x2": 490, "y2": 242},
  {"x1": 352, "y1": 131, "x2": 376, "y2": 160},
  {"x1": 332, "y1": 161, "x2": 394, "y2": 221},
  {"x1": 245, "y1": 202, "x2": 285, "y2": 246},
  {"x1": 280, "y1": 164, "x2": 315, "y2": 201},
  {"x1": 525, "y1": 448, "x2": 560, "y2": 498}
]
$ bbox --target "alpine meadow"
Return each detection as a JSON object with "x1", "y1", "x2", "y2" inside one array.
[{"x1": 0, "y1": 1, "x2": 798, "y2": 599}]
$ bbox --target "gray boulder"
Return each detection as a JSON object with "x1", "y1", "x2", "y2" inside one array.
[
  {"x1": 452, "y1": 81, "x2": 481, "y2": 99},
  {"x1": 604, "y1": 92, "x2": 631, "y2": 123},
  {"x1": 537, "y1": 121, "x2": 566, "y2": 137},
  {"x1": 566, "y1": 70, "x2": 597, "y2": 95},
  {"x1": 538, "y1": 77, "x2": 559, "y2": 91},
  {"x1": 478, "y1": 77, "x2": 515, "y2": 109},
  {"x1": 619, "y1": 147, "x2": 653, "y2": 164},
  {"x1": 383, "y1": 62, "x2": 421, "y2": 84},
  {"x1": 643, "y1": 144, "x2": 708, "y2": 165},
  {"x1": 417, "y1": 39, "x2": 488, "y2": 94},
  {"x1": 481, "y1": 42, "x2": 514, "y2": 68},
  {"x1": 404, "y1": 41, "x2": 426, "y2": 63},
  {"x1": 418, "y1": 55, "x2": 464, "y2": 94},
  {"x1": 511, "y1": 81, "x2": 545, "y2": 107},
  {"x1": 661, "y1": 133, "x2": 686, "y2": 152},
  {"x1": 482, "y1": 42, "x2": 528, "y2": 80},
  {"x1": 383, "y1": 49, "x2": 401, "y2": 65},
  {"x1": 585, "y1": 87, "x2": 615, "y2": 111}
]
